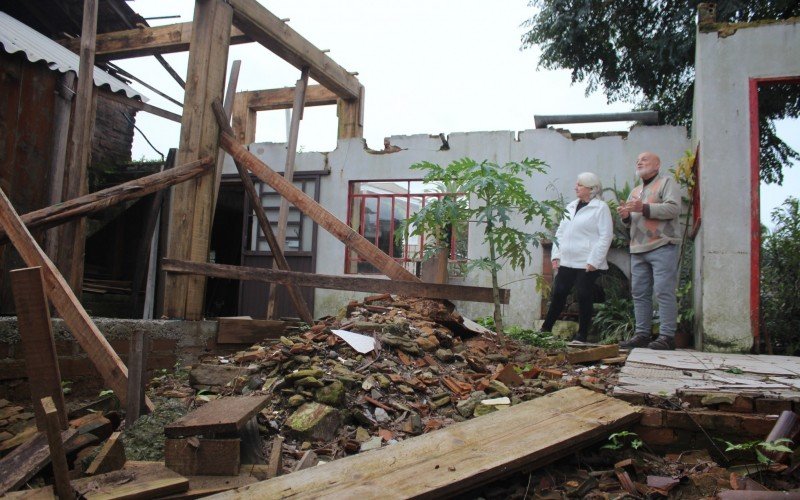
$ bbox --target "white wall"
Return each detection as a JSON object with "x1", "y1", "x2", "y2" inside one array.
[
  {"x1": 227, "y1": 125, "x2": 689, "y2": 327},
  {"x1": 693, "y1": 19, "x2": 800, "y2": 352}
]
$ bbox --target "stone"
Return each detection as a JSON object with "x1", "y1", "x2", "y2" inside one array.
[
  {"x1": 287, "y1": 395, "x2": 306, "y2": 407},
  {"x1": 374, "y1": 408, "x2": 390, "y2": 423},
  {"x1": 360, "y1": 436, "x2": 382, "y2": 452},
  {"x1": 315, "y1": 380, "x2": 345, "y2": 406},
  {"x1": 286, "y1": 403, "x2": 342, "y2": 441},
  {"x1": 374, "y1": 374, "x2": 391, "y2": 389},
  {"x1": 295, "y1": 377, "x2": 324, "y2": 388},
  {"x1": 355, "y1": 427, "x2": 371, "y2": 443},
  {"x1": 189, "y1": 364, "x2": 258, "y2": 388},
  {"x1": 432, "y1": 394, "x2": 452, "y2": 408},
  {"x1": 481, "y1": 397, "x2": 511, "y2": 406},
  {"x1": 486, "y1": 380, "x2": 511, "y2": 396},
  {"x1": 551, "y1": 320, "x2": 579, "y2": 340},
  {"x1": 473, "y1": 403, "x2": 498, "y2": 417},
  {"x1": 286, "y1": 369, "x2": 325, "y2": 381},
  {"x1": 700, "y1": 393, "x2": 736, "y2": 406},
  {"x1": 415, "y1": 336, "x2": 439, "y2": 352},
  {"x1": 435, "y1": 349, "x2": 455, "y2": 362}
]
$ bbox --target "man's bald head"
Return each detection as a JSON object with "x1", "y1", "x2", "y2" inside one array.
[{"x1": 635, "y1": 152, "x2": 661, "y2": 180}]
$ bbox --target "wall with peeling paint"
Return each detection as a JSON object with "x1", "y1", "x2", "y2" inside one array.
[{"x1": 693, "y1": 19, "x2": 800, "y2": 352}]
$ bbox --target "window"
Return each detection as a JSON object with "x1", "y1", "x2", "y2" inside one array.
[
  {"x1": 346, "y1": 180, "x2": 467, "y2": 274},
  {"x1": 245, "y1": 177, "x2": 317, "y2": 254}
]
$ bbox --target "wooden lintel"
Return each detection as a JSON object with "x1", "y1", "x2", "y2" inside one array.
[
  {"x1": 243, "y1": 85, "x2": 337, "y2": 111},
  {"x1": 229, "y1": 0, "x2": 361, "y2": 100},
  {"x1": 162, "y1": 259, "x2": 510, "y2": 304},
  {"x1": 100, "y1": 88, "x2": 181, "y2": 122},
  {"x1": 60, "y1": 22, "x2": 250, "y2": 60}
]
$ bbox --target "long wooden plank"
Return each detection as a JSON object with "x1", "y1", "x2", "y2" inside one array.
[
  {"x1": 0, "y1": 158, "x2": 212, "y2": 246},
  {"x1": 162, "y1": 259, "x2": 510, "y2": 304},
  {"x1": 86, "y1": 432, "x2": 126, "y2": 475},
  {"x1": 164, "y1": 396, "x2": 270, "y2": 438},
  {"x1": 61, "y1": 22, "x2": 250, "y2": 60},
  {"x1": 210, "y1": 101, "x2": 314, "y2": 323},
  {"x1": 229, "y1": 0, "x2": 361, "y2": 100},
  {"x1": 244, "y1": 85, "x2": 337, "y2": 111},
  {"x1": 0, "y1": 186, "x2": 153, "y2": 412},
  {"x1": 217, "y1": 131, "x2": 420, "y2": 283},
  {"x1": 72, "y1": 461, "x2": 189, "y2": 499},
  {"x1": 100, "y1": 88, "x2": 181, "y2": 122},
  {"x1": 164, "y1": 0, "x2": 233, "y2": 320},
  {"x1": 210, "y1": 387, "x2": 640, "y2": 499},
  {"x1": 10, "y1": 267, "x2": 66, "y2": 431},
  {"x1": 125, "y1": 331, "x2": 148, "y2": 428},
  {"x1": 41, "y1": 397, "x2": 74, "y2": 499},
  {"x1": 0, "y1": 428, "x2": 78, "y2": 495},
  {"x1": 217, "y1": 317, "x2": 287, "y2": 344}
]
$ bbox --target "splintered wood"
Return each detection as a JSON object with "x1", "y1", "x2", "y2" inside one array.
[{"x1": 212, "y1": 387, "x2": 640, "y2": 499}]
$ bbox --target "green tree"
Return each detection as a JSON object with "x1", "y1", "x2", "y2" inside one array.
[
  {"x1": 521, "y1": 0, "x2": 800, "y2": 184},
  {"x1": 397, "y1": 158, "x2": 562, "y2": 334}
]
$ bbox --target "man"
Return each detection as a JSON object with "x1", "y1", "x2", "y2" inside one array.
[{"x1": 618, "y1": 152, "x2": 682, "y2": 350}]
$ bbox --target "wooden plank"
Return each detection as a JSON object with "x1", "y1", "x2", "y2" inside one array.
[
  {"x1": 217, "y1": 131, "x2": 421, "y2": 283},
  {"x1": 125, "y1": 332, "x2": 148, "y2": 429},
  {"x1": 40, "y1": 397, "x2": 74, "y2": 499},
  {"x1": 566, "y1": 344, "x2": 620, "y2": 365},
  {"x1": 72, "y1": 461, "x2": 189, "y2": 499},
  {"x1": 86, "y1": 432, "x2": 126, "y2": 475},
  {"x1": 231, "y1": 93, "x2": 256, "y2": 145},
  {"x1": 0, "y1": 157, "x2": 213, "y2": 246},
  {"x1": 212, "y1": 60, "x2": 242, "y2": 210},
  {"x1": 164, "y1": 0, "x2": 233, "y2": 320},
  {"x1": 0, "y1": 428, "x2": 78, "y2": 495},
  {"x1": 160, "y1": 474, "x2": 257, "y2": 499},
  {"x1": 265, "y1": 436, "x2": 283, "y2": 479},
  {"x1": 164, "y1": 396, "x2": 270, "y2": 438},
  {"x1": 164, "y1": 439, "x2": 240, "y2": 476},
  {"x1": 212, "y1": 387, "x2": 640, "y2": 499},
  {"x1": 0, "y1": 186, "x2": 153, "y2": 412},
  {"x1": 45, "y1": 72, "x2": 76, "y2": 261},
  {"x1": 267, "y1": 67, "x2": 309, "y2": 320},
  {"x1": 292, "y1": 450, "x2": 317, "y2": 472},
  {"x1": 1, "y1": 485, "x2": 55, "y2": 499},
  {"x1": 337, "y1": 87, "x2": 364, "y2": 140},
  {"x1": 56, "y1": 0, "x2": 98, "y2": 293},
  {"x1": 61, "y1": 22, "x2": 250, "y2": 60},
  {"x1": 229, "y1": 0, "x2": 361, "y2": 100},
  {"x1": 210, "y1": 101, "x2": 314, "y2": 324},
  {"x1": 162, "y1": 259, "x2": 510, "y2": 304},
  {"x1": 99, "y1": 88, "x2": 181, "y2": 122},
  {"x1": 10, "y1": 267, "x2": 66, "y2": 431},
  {"x1": 243, "y1": 85, "x2": 337, "y2": 111},
  {"x1": 217, "y1": 317, "x2": 287, "y2": 344}
]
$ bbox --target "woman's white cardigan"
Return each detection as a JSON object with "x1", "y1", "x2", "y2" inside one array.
[{"x1": 551, "y1": 198, "x2": 613, "y2": 270}]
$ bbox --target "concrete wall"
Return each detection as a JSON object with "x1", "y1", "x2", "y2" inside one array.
[
  {"x1": 227, "y1": 125, "x2": 689, "y2": 328},
  {"x1": 693, "y1": 19, "x2": 800, "y2": 352}
]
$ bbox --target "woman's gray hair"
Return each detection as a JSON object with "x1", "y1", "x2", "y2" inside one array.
[{"x1": 577, "y1": 172, "x2": 603, "y2": 200}]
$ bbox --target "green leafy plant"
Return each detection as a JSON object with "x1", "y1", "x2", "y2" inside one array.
[
  {"x1": 61, "y1": 380, "x2": 73, "y2": 396},
  {"x1": 505, "y1": 325, "x2": 567, "y2": 350},
  {"x1": 721, "y1": 438, "x2": 794, "y2": 464},
  {"x1": 603, "y1": 179, "x2": 637, "y2": 248},
  {"x1": 397, "y1": 158, "x2": 562, "y2": 334},
  {"x1": 602, "y1": 431, "x2": 644, "y2": 451},
  {"x1": 98, "y1": 389, "x2": 115, "y2": 398},
  {"x1": 592, "y1": 298, "x2": 637, "y2": 344}
]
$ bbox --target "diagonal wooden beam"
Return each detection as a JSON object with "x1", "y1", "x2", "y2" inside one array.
[
  {"x1": 0, "y1": 186, "x2": 153, "y2": 412},
  {"x1": 60, "y1": 22, "x2": 251, "y2": 60},
  {"x1": 229, "y1": 0, "x2": 361, "y2": 100},
  {"x1": 163, "y1": 259, "x2": 510, "y2": 304},
  {"x1": 243, "y1": 85, "x2": 337, "y2": 111},
  {"x1": 100, "y1": 88, "x2": 181, "y2": 123}
]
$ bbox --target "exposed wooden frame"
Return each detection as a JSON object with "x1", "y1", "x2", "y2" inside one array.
[
  {"x1": 246, "y1": 85, "x2": 338, "y2": 111},
  {"x1": 164, "y1": 0, "x2": 233, "y2": 320},
  {"x1": 229, "y1": 0, "x2": 361, "y2": 100},
  {"x1": 163, "y1": 259, "x2": 510, "y2": 304},
  {"x1": 99, "y1": 87, "x2": 181, "y2": 123},
  {"x1": 125, "y1": 331, "x2": 148, "y2": 428},
  {"x1": 0, "y1": 186, "x2": 153, "y2": 411},
  {"x1": 61, "y1": 22, "x2": 251, "y2": 60},
  {"x1": 41, "y1": 397, "x2": 74, "y2": 499}
]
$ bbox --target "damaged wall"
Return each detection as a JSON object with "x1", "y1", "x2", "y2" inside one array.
[
  {"x1": 227, "y1": 125, "x2": 689, "y2": 328},
  {"x1": 692, "y1": 18, "x2": 800, "y2": 352}
]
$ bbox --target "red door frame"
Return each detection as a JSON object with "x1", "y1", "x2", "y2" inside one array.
[{"x1": 748, "y1": 75, "x2": 800, "y2": 348}]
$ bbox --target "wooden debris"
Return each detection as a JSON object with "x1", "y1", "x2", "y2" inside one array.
[
  {"x1": 0, "y1": 428, "x2": 78, "y2": 494},
  {"x1": 293, "y1": 450, "x2": 318, "y2": 472},
  {"x1": 86, "y1": 432, "x2": 126, "y2": 476},
  {"x1": 266, "y1": 436, "x2": 284, "y2": 479},
  {"x1": 566, "y1": 344, "x2": 620, "y2": 365},
  {"x1": 217, "y1": 317, "x2": 288, "y2": 344},
  {"x1": 125, "y1": 331, "x2": 149, "y2": 429},
  {"x1": 164, "y1": 396, "x2": 270, "y2": 438},
  {"x1": 165, "y1": 438, "x2": 240, "y2": 476},
  {"x1": 72, "y1": 461, "x2": 189, "y2": 499},
  {"x1": 40, "y1": 397, "x2": 74, "y2": 499}
]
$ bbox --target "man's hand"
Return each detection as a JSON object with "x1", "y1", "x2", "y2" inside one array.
[
  {"x1": 586, "y1": 264, "x2": 596, "y2": 272},
  {"x1": 616, "y1": 205, "x2": 630, "y2": 219},
  {"x1": 625, "y1": 198, "x2": 644, "y2": 213},
  {"x1": 552, "y1": 259, "x2": 560, "y2": 270}
]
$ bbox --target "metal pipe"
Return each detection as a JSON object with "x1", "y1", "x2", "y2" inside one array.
[{"x1": 534, "y1": 111, "x2": 659, "y2": 129}]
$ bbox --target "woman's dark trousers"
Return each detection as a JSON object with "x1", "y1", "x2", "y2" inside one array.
[{"x1": 541, "y1": 266, "x2": 598, "y2": 340}]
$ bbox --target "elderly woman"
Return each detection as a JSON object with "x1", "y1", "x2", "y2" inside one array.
[{"x1": 541, "y1": 172, "x2": 613, "y2": 343}]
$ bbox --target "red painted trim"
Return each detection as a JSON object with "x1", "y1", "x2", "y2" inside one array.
[{"x1": 748, "y1": 78, "x2": 760, "y2": 345}]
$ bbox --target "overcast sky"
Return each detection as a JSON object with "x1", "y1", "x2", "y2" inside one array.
[{"x1": 119, "y1": 0, "x2": 798, "y2": 226}]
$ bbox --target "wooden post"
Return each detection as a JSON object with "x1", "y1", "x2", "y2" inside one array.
[
  {"x1": 212, "y1": 59, "x2": 242, "y2": 210},
  {"x1": 267, "y1": 67, "x2": 309, "y2": 319},
  {"x1": 211, "y1": 102, "x2": 314, "y2": 324},
  {"x1": 56, "y1": 0, "x2": 98, "y2": 295},
  {"x1": 45, "y1": 72, "x2": 76, "y2": 262},
  {"x1": 0, "y1": 186, "x2": 153, "y2": 411},
  {"x1": 125, "y1": 331, "x2": 149, "y2": 428},
  {"x1": 336, "y1": 85, "x2": 364, "y2": 140},
  {"x1": 163, "y1": 0, "x2": 233, "y2": 320},
  {"x1": 217, "y1": 132, "x2": 420, "y2": 283},
  {"x1": 10, "y1": 267, "x2": 67, "y2": 431},
  {"x1": 40, "y1": 397, "x2": 75, "y2": 500}
]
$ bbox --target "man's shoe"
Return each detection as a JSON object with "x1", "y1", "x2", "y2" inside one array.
[
  {"x1": 648, "y1": 335, "x2": 675, "y2": 351},
  {"x1": 620, "y1": 333, "x2": 651, "y2": 349},
  {"x1": 570, "y1": 334, "x2": 588, "y2": 345}
]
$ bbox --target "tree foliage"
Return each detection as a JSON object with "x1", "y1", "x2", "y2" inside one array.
[{"x1": 521, "y1": 0, "x2": 800, "y2": 184}]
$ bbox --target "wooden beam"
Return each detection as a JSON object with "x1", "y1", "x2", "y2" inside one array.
[
  {"x1": 45, "y1": 72, "x2": 76, "y2": 261},
  {"x1": 229, "y1": 0, "x2": 361, "y2": 100},
  {"x1": 211, "y1": 102, "x2": 314, "y2": 324},
  {"x1": 164, "y1": 0, "x2": 233, "y2": 320},
  {"x1": 243, "y1": 85, "x2": 337, "y2": 111},
  {"x1": 41, "y1": 397, "x2": 75, "y2": 500},
  {"x1": 0, "y1": 158, "x2": 213, "y2": 246},
  {"x1": 86, "y1": 432, "x2": 126, "y2": 475},
  {"x1": 99, "y1": 87, "x2": 181, "y2": 122},
  {"x1": 125, "y1": 331, "x2": 148, "y2": 428},
  {"x1": 56, "y1": 0, "x2": 98, "y2": 294},
  {"x1": 217, "y1": 130, "x2": 420, "y2": 283},
  {"x1": 164, "y1": 396, "x2": 270, "y2": 438},
  {"x1": 231, "y1": 92, "x2": 256, "y2": 144},
  {"x1": 267, "y1": 67, "x2": 308, "y2": 319},
  {"x1": 0, "y1": 186, "x2": 154, "y2": 412},
  {"x1": 208, "y1": 388, "x2": 640, "y2": 498},
  {"x1": 337, "y1": 85, "x2": 364, "y2": 140},
  {"x1": 10, "y1": 267, "x2": 67, "y2": 431},
  {"x1": 0, "y1": 427, "x2": 78, "y2": 495},
  {"x1": 61, "y1": 22, "x2": 251, "y2": 60},
  {"x1": 212, "y1": 60, "x2": 242, "y2": 211},
  {"x1": 162, "y1": 259, "x2": 510, "y2": 304}
]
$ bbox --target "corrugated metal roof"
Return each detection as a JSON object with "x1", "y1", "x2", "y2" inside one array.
[{"x1": 0, "y1": 11, "x2": 144, "y2": 100}]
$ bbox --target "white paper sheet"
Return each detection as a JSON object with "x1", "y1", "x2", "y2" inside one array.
[{"x1": 331, "y1": 329, "x2": 376, "y2": 354}]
